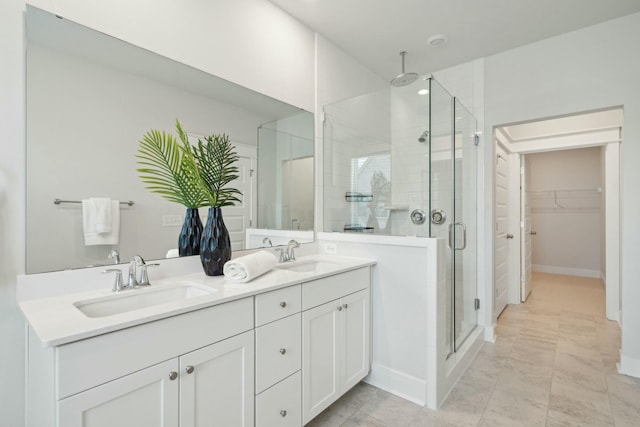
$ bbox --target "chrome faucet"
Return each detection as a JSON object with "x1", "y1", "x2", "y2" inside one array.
[
  {"x1": 107, "y1": 249, "x2": 120, "y2": 264},
  {"x1": 275, "y1": 240, "x2": 300, "y2": 263},
  {"x1": 127, "y1": 255, "x2": 145, "y2": 287},
  {"x1": 286, "y1": 239, "x2": 300, "y2": 262},
  {"x1": 262, "y1": 237, "x2": 273, "y2": 247},
  {"x1": 103, "y1": 268, "x2": 126, "y2": 292}
]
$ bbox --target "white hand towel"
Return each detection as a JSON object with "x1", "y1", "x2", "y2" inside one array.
[
  {"x1": 166, "y1": 248, "x2": 180, "y2": 258},
  {"x1": 82, "y1": 199, "x2": 120, "y2": 245},
  {"x1": 223, "y1": 251, "x2": 278, "y2": 283}
]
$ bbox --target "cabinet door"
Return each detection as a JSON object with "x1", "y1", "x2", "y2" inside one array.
[
  {"x1": 302, "y1": 300, "x2": 341, "y2": 424},
  {"x1": 179, "y1": 330, "x2": 254, "y2": 427},
  {"x1": 341, "y1": 289, "x2": 370, "y2": 391},
  {"x1": 58, "y1": 359, "x2": 179, "y2": 427}
]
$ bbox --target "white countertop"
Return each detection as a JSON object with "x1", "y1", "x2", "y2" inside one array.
[{"x1": 19, "y1": 255, "x2": 375, "y2": 348}]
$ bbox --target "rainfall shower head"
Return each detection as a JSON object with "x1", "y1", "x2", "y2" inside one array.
[
  {"x1": 390, "y1": 51, "x2": 418, "y2": 87},
  {"x1": 418, "y1": 130, "x2": 429, "y2": 143}
]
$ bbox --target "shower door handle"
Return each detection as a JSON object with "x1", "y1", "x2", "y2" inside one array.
[{"x1": 448, "y1": 222, "x2": 467, "y2": 250}]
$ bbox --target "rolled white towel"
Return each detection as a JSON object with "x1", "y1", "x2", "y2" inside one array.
[
  {"x1": 165, "y1": 248, "x2": 179, "y2": 258},
  {"x1": 223, "y1": 251, "x2": 278, "y2": 283}
]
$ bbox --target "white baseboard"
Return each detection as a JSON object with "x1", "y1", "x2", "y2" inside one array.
[
  {"x1": 619, "y1": 353, "x2": 640, "y2": 379},
  {"x1": 364, "y1": 363, "x2": 426, "y2": 406},
  {"x1": 532, "y1": 264, "x2": 601, "y2": 279},
  {"x1": 483, "y1": 324, "x2": 496, "y2": 343}
]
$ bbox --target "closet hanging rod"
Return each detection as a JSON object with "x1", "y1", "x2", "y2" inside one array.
[{"x1": 54, "y1": 198, "x2": 135, "y2": 206}]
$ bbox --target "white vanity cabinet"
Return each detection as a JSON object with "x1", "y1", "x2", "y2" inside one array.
[
  {"x1": 23, "y1": 258, "x2": 373, "y2": 427},
  {"x1": 58, "y1": 358, "x2": 180, "y2": 427},
  {"x1": 27, "y1": 297, "x2": 255, "y2": 427},
  {"x1": 301, "y1": 268, "x2": 371, "y2": 425},
  {"x1": 58, "y1": 331, "x2": 254, "y2": 427}
]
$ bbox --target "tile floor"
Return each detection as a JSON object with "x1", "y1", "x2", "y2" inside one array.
[{"x1": 306, "y1": 273, "x2": 640, "y2": 426}]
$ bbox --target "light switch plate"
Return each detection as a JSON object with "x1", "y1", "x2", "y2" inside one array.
[
  {"x1": 323, "y1": 243, "x2": 337, "y2": 255},
  {"x1": 163, "y1": 214, "x2": 183, "y2": 227}
]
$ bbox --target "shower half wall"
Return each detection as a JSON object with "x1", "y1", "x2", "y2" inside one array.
[{"x1": 321, "y1": 77, "x2": 481, "y2": 407}]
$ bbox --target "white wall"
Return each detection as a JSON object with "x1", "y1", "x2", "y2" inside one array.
[
  {"x1": 315, "y1": 35, "x2": 389, "y2": 233},
  {"x1": 0, "y1": 1, "x2": 26, "y2": 426},
  {"x1": 484, "y1": 12, "x2": 640, "y2": 375},
  {"x1": 527, "y1": 148, "x2": 602, "y2": 277},
  {"x1": 27, "y1": 0, "x2": 315, "y2": 111}
]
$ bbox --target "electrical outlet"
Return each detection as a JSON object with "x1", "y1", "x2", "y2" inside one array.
[
  {"x1": 324, "y1": 243, "x2": 337, "y2": 255},
  {"x1": 163, "y1": 214, "x2": 183, "y2": 227}
]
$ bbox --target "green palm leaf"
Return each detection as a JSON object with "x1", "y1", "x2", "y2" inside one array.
[
  {"x1": 136, "y1": 123, "x2": 205, "y2": 208},
  {"x1": 186, "y1": 133, "x2": 242, "y2": 207}
]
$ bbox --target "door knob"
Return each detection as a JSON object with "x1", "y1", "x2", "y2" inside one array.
[
  {"x1": 530, "y1": 231, "x2": 537, "y2": 235},
  {"x1": 506, "y1": 234, "x2": 514, "y2": 239},
  {"x1": 280, "y1": 301, "x2": 287, "y2": 308},
  {"x1": 168, "y1": 371, "x2": 178, "y2": 381},
  {"x1": 279, "y1": 348, "x2": 286, "y2": 355},
  {"x1": 185, "y1": 365, "x2": 194, "y2": 374}
]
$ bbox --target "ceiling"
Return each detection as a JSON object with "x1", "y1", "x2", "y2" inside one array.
[{"x1": 269, "y1": 0, "x2": 640, "y2": 81}]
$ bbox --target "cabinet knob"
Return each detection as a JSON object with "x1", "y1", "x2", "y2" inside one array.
[
  {"x1": 279, "y1": 348, "x2": 287, "y2": 355},
  {"x1": 343, "y1": 303, "x2": 348, "y2": 309},
  {"x1": 280, "y1": 410, "x2": 287, "y2": 417},
  {"x1": 186, "y1": 365, "x2": 195, "y2": 374},
  {"x1": 280, "y1": 301, "x2": 287, "y2": 308},
  {"x1": 337, "y1": 306, "x2": 343, "y2": 311},
  {"x1": 168, "y1": 371, "x2": 178, "y2": 381}
]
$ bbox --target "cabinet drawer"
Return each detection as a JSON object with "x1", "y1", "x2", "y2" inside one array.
[
  {"x1": 302, "y1": 267, "x2": 370, "y2": 311},
  {"x1": 255, "y1": 313, "x2": 301, "y2": 393},
  {"x1": 57, "y1": 297, "x2": 253, "y2": 399},
  {"x1": 256, "y1": 371, "x2": 301, "y2": 427},
  {"x1": 255, "y1": 285, "x2": 301, "y2": 327}
]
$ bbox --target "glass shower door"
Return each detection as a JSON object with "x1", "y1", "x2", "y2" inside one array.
[
  {"x1": 452, "y1": 98, "x2": 478, "y2": 351},
  {"x1": 428, "y1": 79, "x2": 478, "y2": 355}
]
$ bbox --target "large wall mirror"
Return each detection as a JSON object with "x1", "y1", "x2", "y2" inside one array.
[{"x1": 26, "y1": 6, "x2": 314, "y2": 274}]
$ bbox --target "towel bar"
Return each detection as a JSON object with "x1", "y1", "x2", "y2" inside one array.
[{"x1": 53, "y1": 198, "x2": 134, "y2": 206}]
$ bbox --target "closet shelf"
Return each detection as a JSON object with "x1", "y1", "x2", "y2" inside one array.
[{"x1": 528, "y1": 188, "x2": 601, "y2": 212}]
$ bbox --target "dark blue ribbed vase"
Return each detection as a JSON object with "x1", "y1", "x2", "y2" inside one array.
[
  {"x1": 199, "y1": 207, "x2": 231, "y2": 276},
  {"x1": 178, "y1": 208, "x2": 203, "y2": 256}
]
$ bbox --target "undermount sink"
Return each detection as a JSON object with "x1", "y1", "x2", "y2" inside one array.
[
  {"x1": 274, "y1": 259, "x2": 340, "y2": 273},
  {"x1": 74, "y1": 284, "x2": 216, "y2": 318}
]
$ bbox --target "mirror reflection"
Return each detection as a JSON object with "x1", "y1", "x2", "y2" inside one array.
[{"x1": 25, "y1": 6, "x2": 314, "y2": 274}]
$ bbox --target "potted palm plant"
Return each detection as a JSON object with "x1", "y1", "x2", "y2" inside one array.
[
  {"x1": 136, "y1": 120, "x2": 206, "y2": 257},
  {"x1": 137, "y1": 120, "x2": 242, "y2": 276},
  {"x1": 181, "y1": 132, "x2": 242, "y2": 276}
]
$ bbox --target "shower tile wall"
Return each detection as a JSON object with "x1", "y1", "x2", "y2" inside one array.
[
  {"x1": 388, "y1": 82, "x2": 430, "y2": 236},
  {"x1": 323, "y1": 90, "x2": 391, "y2": 232}
]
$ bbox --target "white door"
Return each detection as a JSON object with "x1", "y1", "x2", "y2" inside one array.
[
  {"x1": 494, "y1": 143, "x2": 509, "y2": 316},
  {"x1": 341, "y1": 289, "x2": 370, "y2": 391},
  {"x1": 179, "y1": 330, "x2": 254, "y2": 427},
  {"x1": 281, "y1": 156, "x2": 314, "y2": 230},
  {"x1": 222, "y1": 155, "x2": 254, "y2": 251},
  {"x1": 302, "y1": 301, "x2": 340, "y2": 424},
  {"x1": 58, "y1": 359, "x2": 179, "y2": 427},
  {"x1": 520, "y1": 156, "x2": 533, "y2": 302}
]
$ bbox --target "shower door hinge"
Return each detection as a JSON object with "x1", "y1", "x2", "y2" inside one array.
[
  {"x1": 321, "y1": 111, "x2": 326, "y2": 123},
  {"x1": 474, "y1": 133, "x2": 480, "y2": 146},
  {"x1": 250, "y1": 169, "x2": 254, "y2": 177},
  {"x1": 474, "y1": 298, "x2": 480, "y2": 310}
]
